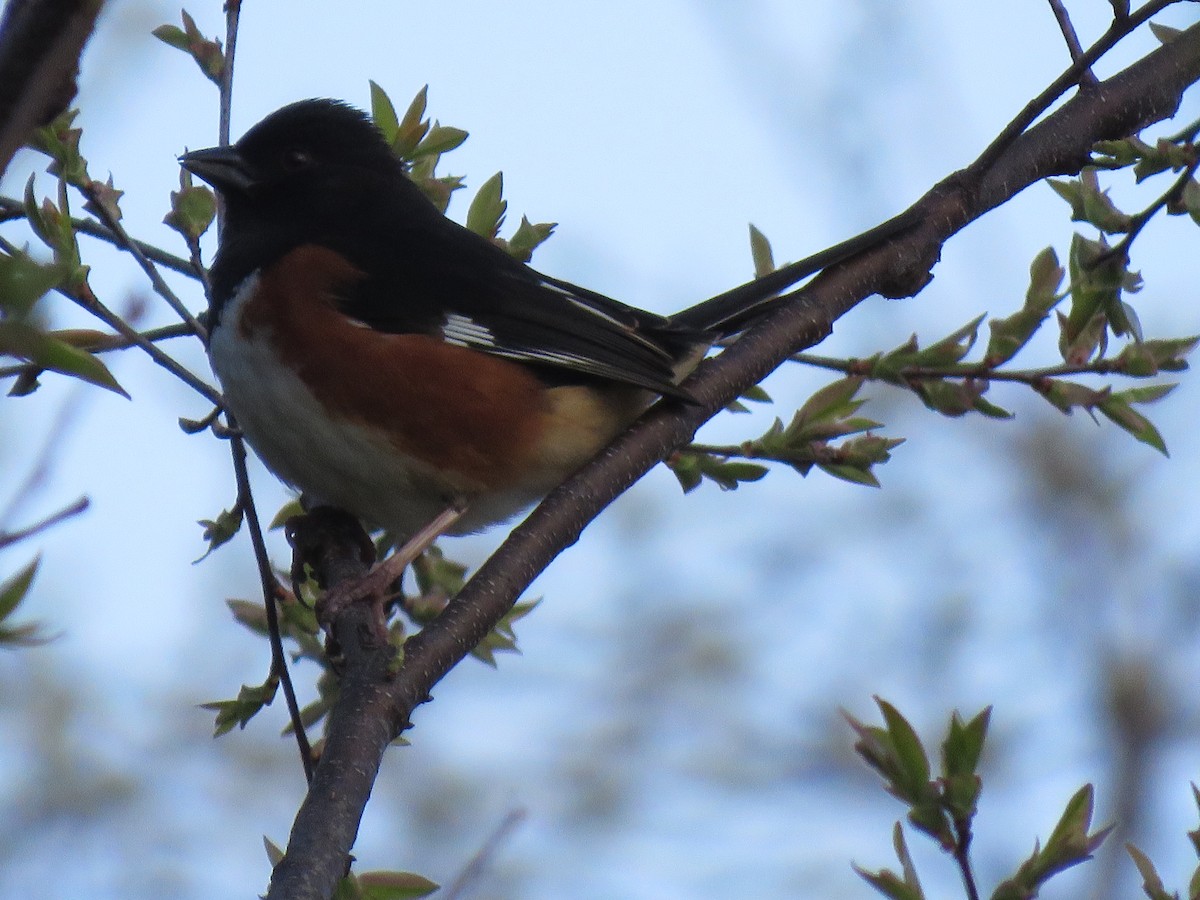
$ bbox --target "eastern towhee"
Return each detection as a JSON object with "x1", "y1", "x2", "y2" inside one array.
[{"x1": 180, "y1": 99, "x2": 896, "y2": 578}]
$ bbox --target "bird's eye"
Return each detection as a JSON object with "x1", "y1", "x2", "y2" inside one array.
[{"x1": 281, "y1": 147, "x2": 313, "y2": 171}]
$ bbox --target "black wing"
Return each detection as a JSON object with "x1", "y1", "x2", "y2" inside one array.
[{"x1": 333, "y1": 213, "x2": 709, "y2": 396}]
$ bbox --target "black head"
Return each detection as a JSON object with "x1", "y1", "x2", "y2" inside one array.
[
  {"x1": 180, "y1": 99, "x2": 442, "y2": 312},
  {"x1": 179, "y1": 99, "x2": 403, "y2": 199}
]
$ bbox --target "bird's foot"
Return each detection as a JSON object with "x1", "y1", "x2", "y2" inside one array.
[{"x1": 316, "y1": 504, "x2": 465, "y2": 648}]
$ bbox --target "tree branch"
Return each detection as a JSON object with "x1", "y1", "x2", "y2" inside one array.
[
  {"x1": 0, "y1": 0, "x2": 102, "y2": 176},
  {"x1": 1048, "y1": 0, "x2": 1099, "y2": 87},
  {"x1": 0, "y1": 495, "x2": 87, "y2": 549},
  {"x1": 264, "y1": 18, "x2": 1200, "y2": 900},
  {"x1": 0, "y1": 196, "x2": 199, "y2": 276}
]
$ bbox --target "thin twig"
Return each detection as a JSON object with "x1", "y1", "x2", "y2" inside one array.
[
  {"x1": 211, "y1": 0, "x2": 311, "y2": 780},
  {"x1": 215, "y1": 0, "x2": 241, "y2": 237},
  {"x1": 1048, "y1": 0, "x2": 1100, "y2": 87},
  {"x1": 687, "y1": 440, "x2": 856, "y2": 469},
  {"x1": 951, "y1": 818, "x2": 981, "y2": 900},
  {"x1": 791, "y1": 351, "x2": 1127, "y2": 383},
  {"x1": 219, "y1": 0, "x2": 240, "y2": 150},
  {"x1": 229, "y1": 425, "x2": 315, "y2": 783},
  {"x1": 442, "y1": 808, "x2": 527, "y2": 900},
  {"x1": 0, "y1": 496, "x2": 88, "y2": 550},
  {"x1": 972, "y1": 0, "x2": 1178, "y2": 178},
  {"x1": 1094, "y1": 152, "x2": 1200, "y2": 266},
  {"x1": 81, "y1": 182, "x2": 207, "y2": 339},
  {"x1": 183, "y1": 230, "x2": 213, "y2": 298},
  {"x1": 0, "y1": 366, "x2": 92, "y2": 531},
  {"x1": 0, "y1": 322, "x2": 193, "y2": 381},
  {"x1": 0, "y1": 195, "x2": 198, "y2": 276},
  {"x1": 1167, "y1": 115, "x2": 1200, "y2": 145},
  {"x1": 0, "y1": 230, "x2": 222, "y2": 404}
]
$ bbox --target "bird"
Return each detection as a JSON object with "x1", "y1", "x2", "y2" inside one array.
[{"x1": 180, "y1": 99, "x2": 899, "y2": 620}]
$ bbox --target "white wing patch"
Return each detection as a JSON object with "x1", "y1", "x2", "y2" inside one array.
[
  {"x1": 441, "y1": 312, "x2": 495, "y2": 348},
  {"x1": 495, "y1": 348, "x2": 590, "y2": 368},
  {"x1": 538, "y1": 279, "x2": 628, "y2": 328}
]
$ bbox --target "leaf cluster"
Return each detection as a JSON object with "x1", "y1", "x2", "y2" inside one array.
[
  {"x1": 851, "y1": 699, "x2": 1116, "y2": 900},
  {"x1": 853, "y1": 699, "x2": 1200, "y2": 900},
  {"x1": 369, "y1": 82, "x2": 556, "y2": 261}
]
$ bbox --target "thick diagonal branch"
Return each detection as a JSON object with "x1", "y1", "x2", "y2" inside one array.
[{"x1": 0, "y1": 0, "x2": 103, "y2": 175}]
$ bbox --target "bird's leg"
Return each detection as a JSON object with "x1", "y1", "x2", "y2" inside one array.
[{"x1": 317, "y1": 503, "x2": 466, "y2": 646}]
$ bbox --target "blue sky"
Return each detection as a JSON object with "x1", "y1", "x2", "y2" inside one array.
[{"x1": 2, "y1": 2, "x2": 1200, "y2": 898}]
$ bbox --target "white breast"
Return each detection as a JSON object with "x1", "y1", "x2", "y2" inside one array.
[{"x1": 208, "y1": 275, "x2": 539, "y2": 537}]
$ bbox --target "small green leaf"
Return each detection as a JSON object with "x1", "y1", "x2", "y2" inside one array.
[
  {"x1": 394, "y1": 85, "x2": 431, "y2": 157},
  {"x1": 202, "y1": 679, "x2": 278, "y2": 736},
  {"x1": 505, "y1": 216, "x2": 556, "y2": 262},
  {"x1": 1126, "y1": 844, "x2": 1176, "y2": 900},
  {"x1": 1092, "y1": 137, "x2": 1141, "y2": 167},
  {"x1": 1098, "y1": 396, "x2": 1168, "y2": 455},
  {"x1": 854, "y1": 867, "x2": 925, "y2": 900},
  {"x1": 152, "y1": 24, "x2": 189, "y2": 51},
  {"x1": 1058, "y1": 309, "x2": 1107, "y2": 365},
  {"x1": 1118, "y1": 336, "x2": 1198, "y2": 375},
  {"x1": 891, "y1": 823, "x2": 923, "y2": 895},
  {"x1": 1116, "y1": 383, "x2": 1178, "y2": 404},
  {"x1": 356, "y1": 871, "x2": 440, "y2": 899},
  {"x1": 942, "y1": 707, "x2": 991, "y2": 779},
  {"x1": 0, "y1": 558, "x2": 39, "y2": 621},
  {"x1": 28, "y1": 108, "x2": 88, "y2": 187},
  {"x1": 164, "y1": 170, "x2": 216, "y2": 241},
  {"x1": 466, "y1": 172, "x2": 506, "y2": 238},
  {"x1": 913, "y1": 315, "x2": 984, "y2": 367},
  {"x1": 1037, "y1": 378, "x2": 1108, "y2": 415},
  {"x1": 667, "y1": 452, "x2": 703, "y2": 493},
  {"x1": 0, "y1": 321, "x2": 127, "y2": 396},
  {"x1": 1080, "y1": 170, "x2": 1133, "y2": 233},
  {"x1": 854, "y1": 830, "x2": 926, "y2": 900},
  {"x1": 1050, "y1": 171, "x2": 1132, "y2": 233},
  {"x1": 994, "y1": 785, "x2": 1112, "y2": 898},
  {"x1": 0, "y1": 250, "x2": 64, "y2": 317},
  {"x1": 913, "y1": 380, "x2": 977, "y2": 417},
  {"x1": 411, "y1": 546, "x2": 469, "y2": 600},
  {"x1": 226, "y1": 598, "x2": 268, "y2": 636},
  {"x1": 23, "y1": 175, "x2": 49, "y2": 245},
  {"x1": 195, "y1": 505, "x2": 244, "y2": 562},
  {"x1": 414, "y1": 124, "x2": 469, "y2": 158},
  {"x1": 985, "y1": 248, "x2": 1064, "y2": 365},
  {"x1": 792, "y1": 376, "x2": 865, "y2": 433},
  {"x1": 877, "y1": 698, "x2": 931, "y2": 800},
  {"x1": 818, "y1": 462, "x2": 882, "y2": 487},
  {"x1": 154, "y1": 10, "x2": 224, "y2": 85},
  {"x1": 268, "y1": 498, "x2": 305, "y2": 530},
  {"x1": 0, "y1": 558, "x2": 49, "y2": 646},
  {"x1": 369, "y1": 80, "x2": 400, "y2": 144},
  {"x1": 83, "y1": 176, "x2": 123, "y2": 223},
  {"x1": 1179, "y1": 178, "x2": 1200, "y2": 225},
  {"x1": 941, "y1": 707, "x2": 990, "y2": 820},
  {"x1": 471, "y1": 598, "x2": 539, "y2": 666},
  {"x1": 1044, "y1": 785, "x2": 1107, "y2": 861},
  {"x1": 1064, "y1": 234, "x2": 1114, "y2": 344},
  {"x1": 1048, "y1": 178, "x2": 1084, "y2": 218}
]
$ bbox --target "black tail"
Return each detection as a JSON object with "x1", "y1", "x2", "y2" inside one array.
[{"x1": 669, "y1": 210, "x2": 915, "y2": 335}]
